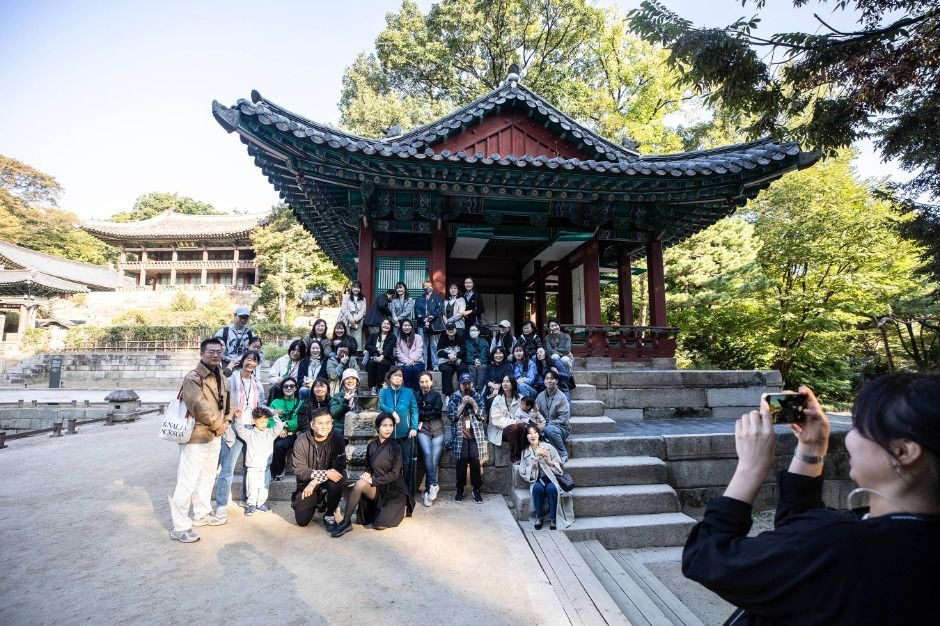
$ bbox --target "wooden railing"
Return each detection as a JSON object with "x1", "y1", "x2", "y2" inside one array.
[{"x1": 562, "y1": 324, "x2": 679, "y2": 361}]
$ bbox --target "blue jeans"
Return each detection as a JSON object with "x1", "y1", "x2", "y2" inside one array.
[
  {"x1": 402, "y1": 362, "x2": 426, "y2": 392},
  {"x1": 518, "y1": 382, "x2": 537, "y2": 398},
  {"x1": 214, "y1": 436, "x2": 244, "y2": 515},
  {"x1": 298, "y1": 387, "x2": 310, "y2": 401},
  {"x1": 532, "y1": 480, "x2": 558, "y2": 521},
  {"x1": 417, "y1": 327, "x2": 439, "y2": 368},
  {"x1": 543, "y1": 424, "x2": 570, "y2": 462},
  {"x1": 417, "y1": 431, "x2": 444, "y2": 491}
]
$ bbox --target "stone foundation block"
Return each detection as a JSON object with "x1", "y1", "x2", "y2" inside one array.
[{"x1": 597, "y1": 387, "x2": 706, "y2": 409}]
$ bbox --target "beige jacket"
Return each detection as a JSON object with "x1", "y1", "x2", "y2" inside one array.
[{"x1": 181, "y1": 362, "x2": 231, "y2": 444}]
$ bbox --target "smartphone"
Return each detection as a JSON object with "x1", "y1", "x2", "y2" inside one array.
[{"x1": 766, "y1": 392, "x2": 808, "y2": 424}]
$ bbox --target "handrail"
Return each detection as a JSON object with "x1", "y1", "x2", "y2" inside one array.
[{"x1": 559, "y1": 324, "x2": 679, "y2": 360}]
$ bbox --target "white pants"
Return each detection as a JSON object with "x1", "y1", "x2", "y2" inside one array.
[
  {"x1": 169, "y1": 437, "x2": 222, "y2": 532},
  {"x1": 245, "y1": 466, "x2": 270, "y2": 507}
]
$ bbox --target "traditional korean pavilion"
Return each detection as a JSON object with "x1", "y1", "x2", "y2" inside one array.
[
  {"x1": 82, "y1": 211, "x2": 266, "y2": 290},
  {"x1": 213, "y1": 69, "x2": 817, "y2": 361}
]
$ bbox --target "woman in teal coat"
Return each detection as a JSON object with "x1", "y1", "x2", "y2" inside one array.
[{"x1": 378, "y1": 366, "x2": 419, "y2": 492}]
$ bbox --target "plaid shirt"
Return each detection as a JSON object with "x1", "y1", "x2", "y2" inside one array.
[{"x1": 447, "y1": 389, "x2": 487, "y2": 462}]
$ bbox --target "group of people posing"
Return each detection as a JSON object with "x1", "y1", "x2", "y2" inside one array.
[{"x1": 169, "y1": 288, "x2": 578, "y2": 543}]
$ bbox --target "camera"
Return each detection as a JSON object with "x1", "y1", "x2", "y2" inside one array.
[{"x1": 766, "y1": 392, "x2": 808, "y2": 424}]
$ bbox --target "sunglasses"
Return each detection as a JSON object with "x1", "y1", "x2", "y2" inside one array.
[{"x1": 282, "y1": 384, "x2": 297, "y2": 389}]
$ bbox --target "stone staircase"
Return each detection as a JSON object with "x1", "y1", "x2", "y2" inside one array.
[{"x1": 511, "y1": 380, "x2": 697, "y2": 549}]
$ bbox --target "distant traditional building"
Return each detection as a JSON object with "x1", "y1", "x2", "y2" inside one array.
[
  {"x1": 82, "y1": 211, "x2": 267, "y2": 289},
  {"x1": 0, "y1": 240, "x2": 133, "y2": 338}
]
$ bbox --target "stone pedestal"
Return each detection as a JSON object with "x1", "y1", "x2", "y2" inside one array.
[
  {"x1": 105, "y1": 389, "x2": 140, "y2": 423},
  {"x1": 343, "y1": 409, "x2": 379, "y2": 481}
]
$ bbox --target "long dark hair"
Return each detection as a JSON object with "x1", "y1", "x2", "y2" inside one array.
[
  {"x1": 501, "y1": 374, "x2": 519, "y2": 401},
  {"x1": 399, "y1": 319, "x2": 415, "y2": 347},
  {"x1": 491, "y1": 346, "x2": 507, "y2": 363},
  {"x1": 349, "y1": 279, "x2": 364, "y2": 302},
  {"x1": 332, "y1": 321, "x2": 347, "y2": 341},
  {"x1": 394, "y1": 281, "x2": 409, "y2": 300},
  {"x1": 311, "y1": 377, "x2": 330, "y2": 401},
  {"x1": 307, "y1": 340, "x2": 324, "y2": 363},
  {"x1": 512, "y1": 344, "x2": 529, "y2": 364},
  {"x1": 311, "y1": 318, "x2": 328, "y2": 340},
  {"x1": 534, "y1": 348, "x2": 551, "y2": 376}
]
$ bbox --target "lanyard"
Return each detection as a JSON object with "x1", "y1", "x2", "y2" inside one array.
[{"x1": 241, "y1": 377, "x2": 253, "y2": 410}]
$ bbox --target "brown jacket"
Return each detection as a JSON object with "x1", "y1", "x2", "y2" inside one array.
[{"x1": 181, "y1": 361, "x2": 231, "y2": 444}]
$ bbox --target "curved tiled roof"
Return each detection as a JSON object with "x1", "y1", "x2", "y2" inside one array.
[
  {"x1": 0, "y1": 269, "x2": 89, "y2": 296},
  {"x1": 215, "y1": 97, "x2": 810, "y2": 177},
  {"x1": 82, "y1": 210, "x2": 267, "y2": 240},
  {"x1": 0, "y1": 241, "x2": 132, "y2": 291}
]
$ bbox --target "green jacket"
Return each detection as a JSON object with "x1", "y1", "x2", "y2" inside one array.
[
  {"x1": 268, "y1": 397, "x2": 302, "y2": 433},
  {"x1": 464, "y1": 336, "x2": 490, "y2": 365}
]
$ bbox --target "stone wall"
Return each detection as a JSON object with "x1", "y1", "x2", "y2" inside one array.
[
  {"x1": 0, "y1": 400, "x2": 165, "y2": 432},
  {"x1": 661, "y1": 431, "x2": 853, "y2": 516},
  {"x1": 575, "y1": 369, "x2": 783, "y2": 419}
]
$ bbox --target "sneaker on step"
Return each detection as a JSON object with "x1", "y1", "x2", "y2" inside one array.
[
  {"x1": 473, "y1": 489, "x2": 483, "y2": 504},
  {"x1": 245, "y1": 505, "x2": 257, "y2": 516},
  {"x1": 423, "y1": 493, "x2": 431, "y2": 507},
  {"x1": 193, "y1": 514, "x2": 227, "y2": 526},
  {"x1": 429, "y1": 484, "x2": 440, "y2": 501},
  {"x1": 454, "y1": 490, "x2": 464, "y2": 502},
  {"x1": 169, "y1": 529, "x2": 200, "y2": 543},
  {"x1": 323, "y1": 516, "x2": 337, "y2": 532},
  {"x1": 256, "y1": 504, "x2": 271, "y2": 513}
]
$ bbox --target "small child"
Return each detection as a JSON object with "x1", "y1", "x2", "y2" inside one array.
[
  {"x1": 515, "y1": 396, "x2": 545, "y2": 429},
  {"x1": 234, "y1": 406, "x2": 284, "y2": 515}
]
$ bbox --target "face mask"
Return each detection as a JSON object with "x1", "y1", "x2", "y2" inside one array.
[
  {"x1": 424, "y1": 288, "x2": 432, "y2": 295},
  {"x1": 469, "y1": 331, "x2": 480, "y2": 338}
]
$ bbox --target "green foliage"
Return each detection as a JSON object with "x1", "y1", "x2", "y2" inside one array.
[
  {"x1": 338, "y1": 0, "x2": 689, "y2": 152},
  {"x1": 666, "y1": 153, "x2": 935, "y2": 399},
  {"x1": 64, "y1": 323, "x2": 306, "y2": 350},
  {"x1": 251, "y1": 204, "x2": 347, "y2": 323},
  {"x1": 112, "y1": 310, "x2": 151, "y2": 325},
  {"x1": 0, "y1": 155, "x2": 117, "y2": 265},
  {"x1": 169, "y1": 292, "x2": 197, "y2": 312},
  {"x1": 628, "y1": 0, "x2": 940, "y2": 198},
  {"x1": 109, "y1": 192, "x2": 222, "y2": 222}
]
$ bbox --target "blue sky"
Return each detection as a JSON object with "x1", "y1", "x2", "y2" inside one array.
[{"x1": 0, "y1": 0, "x2": 901, "y2": 219}]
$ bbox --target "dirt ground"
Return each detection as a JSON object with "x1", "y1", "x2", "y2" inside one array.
[{"x1": 0, "y1": 415, "x2": 566, "y2": 626}]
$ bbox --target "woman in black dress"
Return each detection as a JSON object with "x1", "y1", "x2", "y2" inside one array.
[{"x1": 331, "y1": 412, "x2": 415, "y2": 537}]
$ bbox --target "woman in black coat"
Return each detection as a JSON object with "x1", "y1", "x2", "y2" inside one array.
[
  {"x1": 331, "y1": 412, "x2": 415, "y2": 537},
  {"x1": 364, "y1": 318, "x2": 396, "y2": 393},
  {"x1": 296, "y1": 377, "x2": 331, "y2": 433}
]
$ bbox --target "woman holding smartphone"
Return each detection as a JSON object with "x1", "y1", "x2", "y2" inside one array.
[
  {"x1": 683, "y1": 373, "x2": 940, "y2": 625},
  {"x1": 518, "y1": 423, "x2": 573, "y2": 530}
]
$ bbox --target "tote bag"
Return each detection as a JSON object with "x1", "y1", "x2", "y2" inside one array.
[{"x1": 158, "y1": 387, "x2": 194, "y2": 443}]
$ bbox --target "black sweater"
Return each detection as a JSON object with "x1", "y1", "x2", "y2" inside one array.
[{"x1": 683, "y1": 471, "x2": 940, "y2": 625}]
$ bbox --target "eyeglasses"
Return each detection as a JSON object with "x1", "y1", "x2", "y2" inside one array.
[
  {"x1": 203, "y1": 350, "x2": 223, "y2": 356},
  {"x1": 282, "y1": 384, "x2": 296, "y2": 390}
]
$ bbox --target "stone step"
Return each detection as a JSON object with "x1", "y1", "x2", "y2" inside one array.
[
  {"x1": 513, "y1": 484, "x2": 679, "y2": 520},
  {"x1": 567, "y1": 434, "x2": 664, "y2": 459},
  {"x1": 570, "y1": 399, "x2": 604, "y2": 417},
  {"x1": 569, "y1": 383, "x2": 597, "y2": 401},
  {"x1": 569, "y1": 415, "x2": 618, "y2": 434},
  {"x1": 561, "y1": 512, "x2": 697, "y2": 549},
  {"x1": 224, "y1": 474, "x2": 298, "y2": 502},
  {"x1": 513, "y1": 456, "x2": 667, "y2": 489}
]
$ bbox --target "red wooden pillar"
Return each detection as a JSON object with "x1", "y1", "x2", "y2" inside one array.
[
  {"x1": 583, "y1": 240, "x2": 602, "y2": 325},
  {"x1": 646, "y1": 235, "x2": 667, "y2": 327},
  {"x1": 534, "y1": 261, "x2": 546, "y2": 334},
  {"x1": 431, "y1": 226, "x2": 447, "y2": 296},
  {"x1": 617, "y1": 247, "x2": 634, "y2": 326},
  {"x1": 358, "y1": 220, "x2": 374, "y2": 300},
  {"x1": 557, "y1": 259, "x2": 573, "y2": 324}
]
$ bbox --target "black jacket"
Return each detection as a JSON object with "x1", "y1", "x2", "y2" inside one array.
[
  {"x1": 363, "y1": 298, "x2": 392, "y2": 327},
  {"x1": 516, "y1": 333, "x2": 542, "y2": 358},
  {"x1": 436, "y1": 332, "x2": 466, "y2": 364},
  {"x1": 484, "y1": 361, "x2": 513, "y2": 388},
  {"x1": 365, "y1": 331, "x2": 396, "y2": 360},
  {"x1": 291, "y1": 430, "x2": 347, "y2": 489},
  {"x1": 296, "y1": 395, "x2": 330, "y2": 433},
  {"x1": 416, "y1": 389, "x2": 445, "y2": 437},
  {"x1": 462, "y1": 290, "x2": 484, "y2": 328},
  {"x1": 683, "y1": 471, "x2": 940, "y2": 625}
]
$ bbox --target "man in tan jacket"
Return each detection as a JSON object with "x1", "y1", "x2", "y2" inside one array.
[{"x1": 169, "y1": 337, "x2": 232, "y2": 543}]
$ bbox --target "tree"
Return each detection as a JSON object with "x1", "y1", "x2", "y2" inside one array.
[
  {"x1": 250, "y1": 204, "x2": 346, "y2": 323},
  {"x1": 0, "y1": 155, "x2": 116, "y2": 265},
  {"x1": 109, "y1": 191, "x2": 222, "y2": 222},
  {"x1": 339, "y1": 0, "x2": 689, "y2": 152},
  {"x1": 628, "y1": 0, "x2": 940, "y2": 198}
]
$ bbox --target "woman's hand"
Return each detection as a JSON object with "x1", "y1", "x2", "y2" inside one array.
[
  {"x1": 361, "y1": 472, "x2": 372, "y2": 485},
  {"x1": 723, "y1": 409, "x2": 776, "y2": 505},
  {"x1": 790, "y1": 385, "x2": 830, "y2": 456},
  {"x1": 408, "y1": 428, "x2": 417, "y2": 439},
  {"x1": 278, "y1": 430, "x2": 288, "y2": 439}
]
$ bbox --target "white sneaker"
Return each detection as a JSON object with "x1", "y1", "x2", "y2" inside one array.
[
  {"x1": 169, "y1": 529, "x2": 199, "y2": 543},
  {"x1": 429, "y1": 484, "x2": 440, "y2": 501},
  {"x1": 423, "y1": 493, "x2": 431, "y2": 507}
]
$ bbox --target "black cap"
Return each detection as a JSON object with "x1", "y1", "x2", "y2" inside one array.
[{"x1": 445, "y1": 322, "x2": 456, "y2": 330}]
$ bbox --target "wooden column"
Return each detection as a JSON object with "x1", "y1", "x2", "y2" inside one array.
[
  {"x1": 200, "y1": 247, "x2": 208, "y2": 285},
  {"x1": 534, "y1": 261, "x2": 547, "y2": 334},
  {"x1": 617, "y1": 247, "x2": 634, "y2": 326},
  {"x1": 170, "y1": 248, "x2": 177, "y2": 286},
  {"x1": 231, "y1": 247, "x2": 239, "y2": 286},
  {"x1": 557, "y1": 259, "x2": 573, "y2": 324},
  {"x1": 646, "y1": 235, "x2": 667, "y2": 327},
  {"x1": 358, "y1": 221, "x2": 374, "y2": 300},
  {"x1": 139, "y1": 248, "x2": 148, "y2": 287},
  {"x1": 582, "y1": 241, "x2": 602, "y2": 325},
  {"x1": 430, "y1": 226, "x2": 447, "y2": 296}
]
